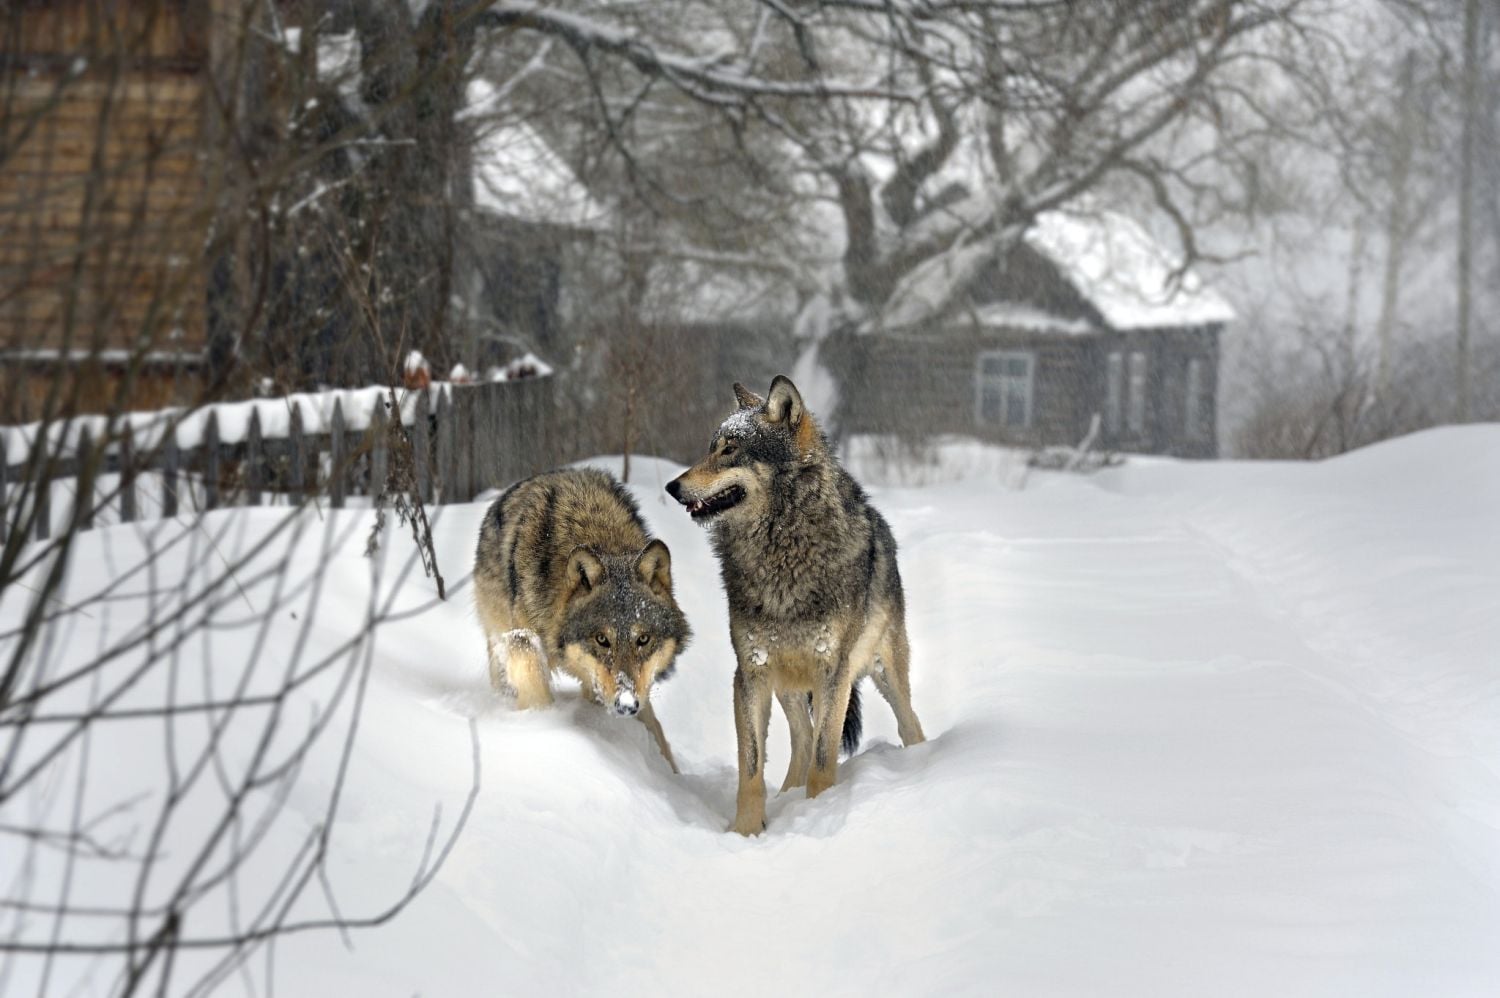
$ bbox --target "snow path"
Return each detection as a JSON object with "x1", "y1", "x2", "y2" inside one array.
[{"x1": 5, "y1": 429, "x2": 1498, "y2": 995}]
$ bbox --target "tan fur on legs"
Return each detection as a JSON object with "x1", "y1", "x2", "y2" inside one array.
[
  {"x1": 637, "y1": 699, "x2": 678, "y2": 774},
  {"x1": 776, "y1": 689, "x2": 813, "y2": 792},
  {"x1": 806, "y1": 665, "x2": 854, "y2": 799},
  {"x1": 486, "y1": 633, "x2": 507, "y2": 694},
  {"x1": 732, "y1": 665, "x2": 772, "y2": 835},
  {"x1": 504, "y1": 631, "x2": 553, "y2": 710},
  {"x1": 874, "y1": 624, "x2": 925, "y2": 746}
]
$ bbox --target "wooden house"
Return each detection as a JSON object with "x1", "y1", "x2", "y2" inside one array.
[
  {"x1": 837, "y1": 206, "x2": 1234, "y2": 459},
  {"x1": 0, "y1": 0, "x2": 219, "y2": 419}
]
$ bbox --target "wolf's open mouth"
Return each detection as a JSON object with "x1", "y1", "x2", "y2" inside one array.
[{"x1": 685, "y1": 485, "x2": 745, "y2": 520}]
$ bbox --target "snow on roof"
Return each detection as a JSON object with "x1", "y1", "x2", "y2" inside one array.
[
  {"x1": 961, "y1": 302, "x2": 1093, "y2": 336},
  {"x1": 1025, "y1": 209, "x2": 1236, "y2": 330},
  {"x1": 881, "y1": 193, "x2": 1234, "y2": 334},
  {"x1": 880, "y1": 238, "x2": 1005, "y2": 331},
  {"x1": 466, "y1": 80, "x2": 609, "y2": 230}
]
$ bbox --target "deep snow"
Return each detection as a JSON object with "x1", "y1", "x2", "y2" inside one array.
[{"x1": 3, "y1": 427, "x2": 1499, "y2": 996}]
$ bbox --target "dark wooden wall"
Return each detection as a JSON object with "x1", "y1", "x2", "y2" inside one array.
[
  {"x1": 841, "y1": 324, "x2": 1221, "y2": 458},
  {"x1": 1, "y1": 1, "x2": 210, "y2": 367}
]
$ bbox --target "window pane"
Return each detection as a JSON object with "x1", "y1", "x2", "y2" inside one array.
[
  {"x1": 980, "y1": 385, "x2": 1003, "y2": 424},
  {"x1": 1005, "y1": 392, "x2": 1027, "y2": 427},
  {"x1": 1127, "y1": 351, "x2": 1147, "y2": 434},
  {"x1": 1105, "y1": 352, "x2": 1122, "y2": 433},
  {"x1": 1185, "y1": 358, "x2": 1206, "y2": 440},
  {"x1": 1006, "y1": 357, "x2": 1029, "y2": 377},
  {"x1": 982, "y1": 356, "x2": 1006, "y2": 375}
]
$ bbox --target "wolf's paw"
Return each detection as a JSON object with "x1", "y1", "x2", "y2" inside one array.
[
  {"x1": 806, "y1": 771, "x2": 835, "y2": 799},
  {"x1": 730, "y1": 814, "x2": 767, "y2": 837},
  {"x1": 513, "y1": 688, "x2": 554, "y2": 711}
]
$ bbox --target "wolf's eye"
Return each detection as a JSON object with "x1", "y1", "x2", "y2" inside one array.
[
  {"x1": 595, "y1": 633, "x2": 610, "y2": 648},
  {"x1": 636, "y1": 634, "x2": 651, "y2": 647},
  {"x1": 721, "y1": 441, "x2": 738, "y2": 457}
]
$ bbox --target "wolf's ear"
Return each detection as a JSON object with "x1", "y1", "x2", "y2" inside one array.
[
  {"x1": 565, "y1": 546, "x2": 606, "y2": 600},
  {"x1": 634, "y1": 539, "x2": 673, "y2": 597},
  {"x1": 764, "y1": 375, "x2": 804, "y2": 426},
  {"x1": 733, "y1": 382, "x2": 764, "y2": 410}
]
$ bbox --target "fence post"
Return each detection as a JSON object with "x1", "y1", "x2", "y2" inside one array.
[
  {"x1": 35, "y1": 448, "x2": 50, "y2": 541},
  {"x1": 475, "y1": 382, "x2": 496, "y2": 493},
  {"x1": 413, "y1": 388, "x2": 432, "y2": 504},
  {"x1": 288, "y1": 402, "x2": 305, "y2": 499},
  {"x1": 162, "y1": 431, "x2": 179, "y2": 518},
  {"x1": 370, "y1": 397, "x2": 388, "y2": 500},
  {"x1": 0, "y1": 433, "x2": 8, "y2": 544},
  {"x1": 447, "y1": 384, "x2": 465, "y2": 501},
  {"x1": 119, "y1": 423, "x2": 137, "y2": 523},
  {"x1": 539, "y1": 375, "x2": 557, "y2": 471},
  {"x1": 329, "y1": 398, "x2": 346, "y2": 509},
  {"x1": 75, "y1": 426, "x2": 96, "y2": 530},
  {"x1": 245, "y1": 408, "x2": 264, "y2": 507},
  {"x1": 203, "y1": 410, "x2": 220, "y2": 512},
  {"x1": 491, "y1": 381, "x2": 515, "y2": 487},
  {"x1": 435, "y1": 387, "x2": 454, "y2": 504}
]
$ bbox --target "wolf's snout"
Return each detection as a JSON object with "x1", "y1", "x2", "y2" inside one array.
[
  {"x1": 612, "y1": 689, "x2": 639, "y2": 717},
  {"x1": 665, "y1": 477, "x2": 683, "y2": 501}
]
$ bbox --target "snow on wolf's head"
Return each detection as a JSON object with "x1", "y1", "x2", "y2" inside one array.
[
  {"x1": 557, "y1": 541, "x2": 690, "y2": 716},
  {"x1": 665, "y1": 375, "x2": 831, "y2": 526}
]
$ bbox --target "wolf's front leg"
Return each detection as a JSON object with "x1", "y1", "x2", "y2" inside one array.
[
  {"x1": 637, "y1": 699, "x2": 679, "y2": 774},
  {"x1": 731, "y1": 664, "x2": 772, "y2": 835},
  {"x1": 806, "y1": 663, "x2": 856, "y2": 799},
  {"x1": 497, "y1": 629, "x2": 552, "y2": 710},
  {"x1": 776, "y1": 689, "x2": 813, "y2": 792}
]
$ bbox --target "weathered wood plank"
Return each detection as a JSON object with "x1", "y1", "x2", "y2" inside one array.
[
  {"x1": 245, "y1": 408, "x2": 263, "y2": 506},
  {"x1": 202, "y1": 410, "x2": 220, "y2": 511},
  {"x1": 413, "y1": 388, "x2": 432, "y2": 503},
  {"x1": 0, "y1": 434, "x2": 8, "y2": 544},
  {"x1": 75, "y1": 426, "x2": 95, "y2": 530},
  {"x1": 288, "y1": 402, "x2": 305, "y2": 497},
  {"x1": 496, "y1": 382, "x2": 521, "y2": 487},
  {"x1": 434, "y1": 388, "x2": 454, "y2": 505},
  {"x1": 34, "y1": 455, "x2": 51, "y2": 541},
  {"x1": 369, "y1": 399, "x2": 388, "y2": 501},
  {"x1": 119, "y1": 423, "x2": 137, "y2": 523},
  {"x1": 161, "y1": 432, "x2": 179, "y2": 518},
  {"x1": 329, "y1": 398, "x2": 346, "y2": 509}
]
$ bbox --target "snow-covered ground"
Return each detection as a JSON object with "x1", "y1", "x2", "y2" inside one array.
[{"x1": 4, "y1": 427, "x2": 1499, "y2": 996}]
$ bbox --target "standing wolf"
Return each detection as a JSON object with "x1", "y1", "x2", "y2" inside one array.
[
  {"x1": 474, "y1": 468, "x2": 690, "y2": 772},
  {"x1": 666, "y1": 376, "x2": 925, "y2": 834}
]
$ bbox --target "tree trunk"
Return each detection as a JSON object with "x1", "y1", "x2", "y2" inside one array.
[
  {"x1": 1457, "y1": 0, "x2": 1479, "y2": 421},
  {"x1": 1374, "y1": 52, "x2": 1415, "y2": 399}
]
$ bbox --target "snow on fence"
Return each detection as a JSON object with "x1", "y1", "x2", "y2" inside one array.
[{"x1": 0, "y1": 377, "x2": 555, "y2": 543}]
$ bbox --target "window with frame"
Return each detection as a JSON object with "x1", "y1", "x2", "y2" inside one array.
[
  {"x1": 1105, "y1": 351, "x2": 1123, "y2": 433},
  {"x1": 1126, "y1": 350, "x2": 1148, "y2": 435},
  {"x1": 976, "y1": 350, "x2": 1034, "y2": 429},
  {"x1": 1185, "y1": 356, "x2": 1209, "y2": 441}
]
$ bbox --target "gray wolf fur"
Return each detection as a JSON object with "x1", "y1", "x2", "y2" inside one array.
[
  {"x1": 474, "y1": 468, "x2": 690, "y2": 772},
  {"x1": 666, "y1": 376, "x2": 925, "y2": 834}
]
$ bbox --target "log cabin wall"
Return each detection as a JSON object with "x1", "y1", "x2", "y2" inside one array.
[{"x1": 1, "y1": 0, "x2": 212, "y2": 418}]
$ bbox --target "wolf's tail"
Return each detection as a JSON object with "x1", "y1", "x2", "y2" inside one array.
[{"x1": 841, "y1": 681, "x2": 863, "y2": 756}]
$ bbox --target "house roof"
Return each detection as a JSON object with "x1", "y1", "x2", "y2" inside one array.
[
  {"x1": 464, "y1": 79, "x2": 610, "y2": 230},
  {"x1": 1026, "y1": 209, "x2": 1235, "y2": 330},
  {"x1": 880, "y1": 195, "x2": 1234, "y2": 335}
]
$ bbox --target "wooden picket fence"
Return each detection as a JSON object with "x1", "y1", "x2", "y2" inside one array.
[{"x1": 0, "y1": 377, "x2": 557, "y2": 543}]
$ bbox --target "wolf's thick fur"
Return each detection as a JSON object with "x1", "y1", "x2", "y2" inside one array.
[
  {"x1": 474, "y1": 468, "x2": 690, "y2": 771},
  {"x1": 667, "y1": 376, "x2": 925, "y2": 834}
]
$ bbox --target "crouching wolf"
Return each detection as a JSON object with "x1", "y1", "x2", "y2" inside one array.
[
  {"x1": 474, "y1": 468, "x2": 691, "y2": 772},
  {"x1": 666, "y1": 376, "x2": 925, "y2": 834}
]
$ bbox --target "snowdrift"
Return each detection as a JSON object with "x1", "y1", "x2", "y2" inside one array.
[{"x1": 3, "y1": 427, "x2": 1498, "y2": 996}]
